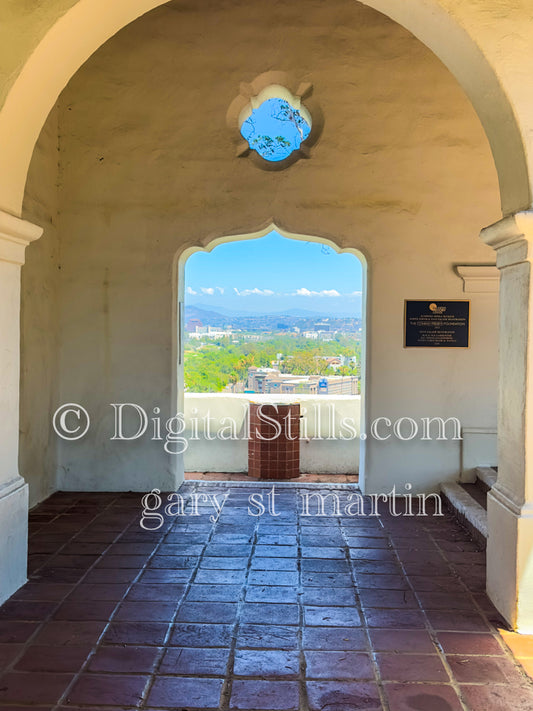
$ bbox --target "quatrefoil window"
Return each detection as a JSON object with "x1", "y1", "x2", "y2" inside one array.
[
  {"x1": 240, "y1": 96, "x2": 312, "y2": 162},
  {"x1": 227, "y1": 76, "x2": 320, "y2": 170}
]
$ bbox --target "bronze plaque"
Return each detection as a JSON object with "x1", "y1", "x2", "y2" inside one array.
[{"x1": 404, "y1": 300, "x2": 470, "y2": 348}]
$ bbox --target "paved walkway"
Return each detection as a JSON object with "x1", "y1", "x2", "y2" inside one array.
[{"x1": 0, "y1": 482, "x2": 532, "y2": 710}]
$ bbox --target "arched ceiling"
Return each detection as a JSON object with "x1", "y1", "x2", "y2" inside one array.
[{"x1": 0, "y1": 0, "x2": 529, "y2": 217}]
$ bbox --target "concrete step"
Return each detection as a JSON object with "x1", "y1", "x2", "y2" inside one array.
[
  {"x1": 475, "y1": 465, "x2": 498, "y2": 492},
  {"x1": 440, "y1": 466, "x2": 497, "y2": 547},
  {"x1": 459, "y1": 482, "x2": 487, "y2": 510},
  {"x1": 440, "y1": 481, "x2": 488, "y2": 549}
]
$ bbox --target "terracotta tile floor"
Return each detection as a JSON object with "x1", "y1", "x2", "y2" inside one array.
[{"x1": 0, "y1": 482, "x2": 532, "y2": 710}]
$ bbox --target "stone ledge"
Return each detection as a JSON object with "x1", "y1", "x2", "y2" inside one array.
[
  {"x1": 0, "y1": 209, "x2": 42, "y2": 265},
  {"x1": 441, "y1": 481, "x2": 488, "y2": 547},
  {"x1": 455, "y1": 265, "x2": 499, "y2": 293},
  {"x1": 476, "y1": 466, "x2": 498, "y2": 491}
]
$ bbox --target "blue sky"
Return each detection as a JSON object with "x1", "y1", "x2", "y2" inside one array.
[
  {"x1": 240, "y1": 98, "x2": 311, "y2": 161},
  {"x1": 185, "y1": 231, "x2": 363, "y2": 315}
]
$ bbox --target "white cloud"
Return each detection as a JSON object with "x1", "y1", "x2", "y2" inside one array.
[
  {"x1": 186, "y1": 287, "x2": 197, "y2": 296},
  {"x1": 234, "y1": 287, "x2": 275, "y2": 297},
  {"x1": 295, "y1": 288, "x2": 341, "y2": 297},
  {"x1": 216, "y1": 287, "x2": 225, "y2": 295},
  {"x1": 201, "y1": 287, "x2": 215, "y2": 295}
]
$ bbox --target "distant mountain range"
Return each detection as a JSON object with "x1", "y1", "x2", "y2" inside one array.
[
  {"x1": 185, "y1": 305, "x2": 230, "y2": 325},
  {"x1": 185, "y1": 303, "x2": 357, "y2": 321}
]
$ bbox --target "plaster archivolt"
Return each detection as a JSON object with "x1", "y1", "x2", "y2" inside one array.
[{"x1": 0, "y1": 0, "x2": 529, "y2": 216}]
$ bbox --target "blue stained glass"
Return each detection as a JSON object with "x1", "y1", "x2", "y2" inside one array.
[{"x1": 240, "y1": 97, "x2": 311, "y2": 161}]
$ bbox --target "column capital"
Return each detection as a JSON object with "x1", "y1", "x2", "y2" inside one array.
[
  {"x1": 0, "y1": 209, "x2": 43, "y2": 266},
  {"x1": 481, "y1": 211, "x2": 533, "y2": 268}
]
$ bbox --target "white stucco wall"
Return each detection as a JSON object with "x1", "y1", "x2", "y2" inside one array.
[
  {"x1": 184, "y1": 394, "x2": 361, "y2": 475},
  {"x1": 21, "y1": 0, "x2": 500, "y2": 498},
  {"x1": 21, "y1": 105, "x2": 60, "y2": 507}
]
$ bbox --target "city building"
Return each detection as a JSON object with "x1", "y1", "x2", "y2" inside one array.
[
  {"x1": 186, "y1": 318, "x2": 203, "y2": 332},
  {"x1": 188, "y1": 325, "x2": 233, "y2": 339},
  {"x1": 247, "y1": 367, "x2": 357, "y2": 395}
]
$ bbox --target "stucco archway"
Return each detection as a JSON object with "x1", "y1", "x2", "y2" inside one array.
[
  {"x1": 0, "y1": 0, "x2": 531, "y2": 634},
  {"x1": 174, "y1": 223, "x2": 368, "y2": 486},
  {"x1": 0, "y1": 0, "x2": 529, "y2": 217}
]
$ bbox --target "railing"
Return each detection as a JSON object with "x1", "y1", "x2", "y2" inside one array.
[{"x1": 183, "y1": 393, "x2": 361, "y2": 474}]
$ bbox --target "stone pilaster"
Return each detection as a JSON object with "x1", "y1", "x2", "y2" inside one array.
[
  {"x1": 481, "y1": 211, "x2": 533, "y2": 632},
  {"x1": 0, "y1": 209, "x2": 42, "y2": 604}
]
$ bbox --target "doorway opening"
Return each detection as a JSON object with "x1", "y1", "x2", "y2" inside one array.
[{"x1": 176, "y1": 226, "x2": 367, "y2": 487}]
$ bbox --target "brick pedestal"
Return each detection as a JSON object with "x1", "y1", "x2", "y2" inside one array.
[{"x1": 248, "y1": 403, "x2": 300, "y2": 480}]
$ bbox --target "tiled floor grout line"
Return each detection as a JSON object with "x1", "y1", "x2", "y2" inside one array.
[
  {"x1": 424, "y1": 521, "x2": 533, "y2": 688},
  {"x1": 28, "y1": 494, "x2": 111, "y2": 572},
  {"x1": 6, "y1": 487, "x2": 533, "y2": 710},
  {"x1": 2, "y1": 493, "x2": 128, "y2": 683},
  {"x1": 388, "y1": 517, "x2": 472, "y2": 711},
  {"x1": 137, "y1": 488, "x2": 228, "y2": 708},
  {"x1": 296, "y1": 504, "x2": 310, "y2": 711},
  {"x1": 28, "y1": 492, "x2": 95, "y2": 524},
  {"x1": 27, "y1": 499, "x2": 76, "y2": 540},
  {"x1": 424, "y1": 524, "x2": 498, "y2": 626},
  {"x1": 340, "y1": 515, "x2": 390, "y2": 711},
  {"x1": 51, "y1": 494, "x2": 186, "y2": 710},
  {"x1": 38, "y1": 500, "x2": 138, "y2": 570},
  {"x1": 218, "y1": 488, "x2": 259, "y2": 711}
]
